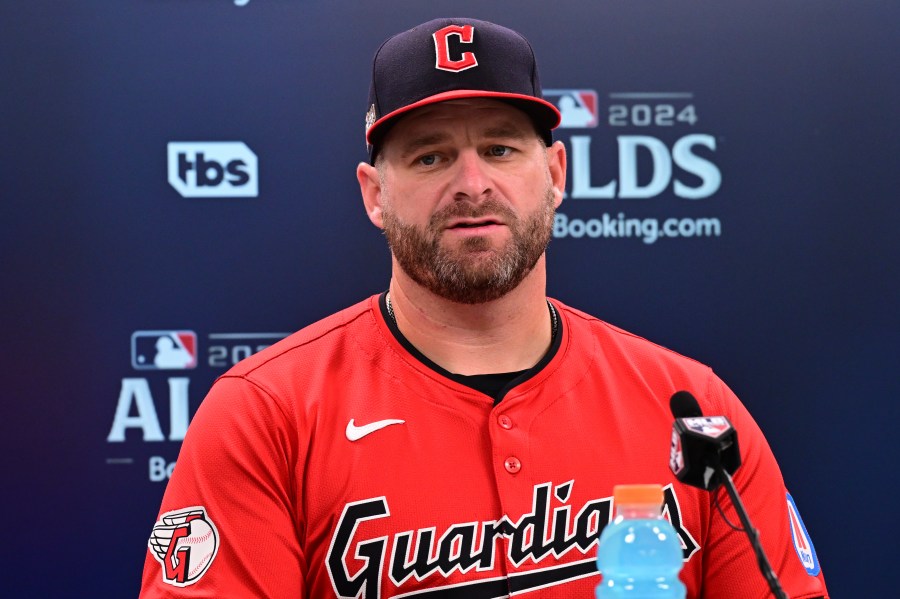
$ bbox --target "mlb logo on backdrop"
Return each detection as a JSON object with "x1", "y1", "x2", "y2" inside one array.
[
  {"x1": 132, "y1": 331, "x2": 198, "y2": 370},
  {"x1": 167, "y1": 142, "x2": 258, "y2": 198},
  {"x1": 543, "y1": 89, "x2": 599, "y2": 128}
]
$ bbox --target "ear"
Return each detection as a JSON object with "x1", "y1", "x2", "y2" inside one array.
[
  {"x1": 357, "y1": 162, "x2": 385, "y2": 229},
  {"x1": 546, "y1": 141, "x2": 567, "y2": 208}
]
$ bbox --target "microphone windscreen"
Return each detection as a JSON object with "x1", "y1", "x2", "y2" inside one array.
[{"x1": 670, "y1": 391, "x2": 703, "y2": 419}]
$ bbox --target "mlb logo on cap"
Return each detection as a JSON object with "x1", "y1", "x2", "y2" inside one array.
[{"x1": 132, "y1": 331, "x2": 198, "y2": 370}]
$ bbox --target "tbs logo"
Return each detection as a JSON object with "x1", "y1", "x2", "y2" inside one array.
[
  {"x1": 543, "y1": 89, "x2": 598, "y2": 128},
  {"x1": 167, "y1": 142, "x2": 258, "y2": 198},
  {"x1": 132, "y1": 331, "x2": 198, "y2": 370}
]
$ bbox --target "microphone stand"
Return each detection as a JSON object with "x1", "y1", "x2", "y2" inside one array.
[{"x1": 718, "y1": 467, "x2": 788, "y2": 599}]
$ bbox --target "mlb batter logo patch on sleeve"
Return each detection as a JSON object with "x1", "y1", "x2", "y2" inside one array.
[
  {"x1": 148, "y1": 507, "x2": 220, "y2": 587},
  {"x1": 786, "y1": 493, "x2": 820, "y2": 576}
]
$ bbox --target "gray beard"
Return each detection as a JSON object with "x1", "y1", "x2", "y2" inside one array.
[{"x1": 382, "y1": 187, "x2": 555, "y2": 305}]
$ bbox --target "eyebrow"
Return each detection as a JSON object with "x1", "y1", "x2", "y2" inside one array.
[
  {"x1": 482, "y1": 123, "x2": 535, "y2": 142},
  {"x1": 397, "y1": 122, "x2": 537, "y2": 157},
  {"x1": 396, "y1": 132, "x2": 453, "y2": 158}
]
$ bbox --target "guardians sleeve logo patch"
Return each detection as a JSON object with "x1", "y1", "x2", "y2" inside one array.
[{"x1": 148, "y1": 506, "x2": 220, "y2": 587}]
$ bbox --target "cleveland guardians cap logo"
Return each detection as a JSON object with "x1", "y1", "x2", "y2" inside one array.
[
  {"x1": 432, "y1": 24, "x2": 478, "y2": 72},
  {"x1": 148, "y1": 507, "x2": 220, "y2": 587}
]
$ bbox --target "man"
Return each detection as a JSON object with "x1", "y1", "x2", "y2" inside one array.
[{"x1": 140, "y1": 18, "x2": 829, "y2": 598}]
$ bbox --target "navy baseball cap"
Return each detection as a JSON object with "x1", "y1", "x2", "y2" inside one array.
[{"x1": 365, "y1": 18, "x2": 561, "y2": 163}]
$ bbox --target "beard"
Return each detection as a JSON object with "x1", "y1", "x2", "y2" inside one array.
[{"x1": 381, "y1": 185, "x2": 556, "y2": 305}]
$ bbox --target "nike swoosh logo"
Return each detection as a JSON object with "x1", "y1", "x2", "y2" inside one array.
[{"x1": 346, "y1": 418, "x2": 405, "y2": 441}]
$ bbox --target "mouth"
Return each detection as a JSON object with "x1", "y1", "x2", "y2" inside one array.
[{"x1": 446, "y1": 217, "x2": 504, "y2": 230}]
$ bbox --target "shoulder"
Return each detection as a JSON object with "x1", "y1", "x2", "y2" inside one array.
[
  {"x1": 229, "y1": 297, "x2": 375, "y2": 373},
  {"x1": 555, "y1": 299, "x2": 710, "y2": 374},
  {"x1": 212, "y1": 296, "x2": 386, "y2": 400},
  {"x1": 551, "y1": 298, "x2": 730, "y2": 412}
]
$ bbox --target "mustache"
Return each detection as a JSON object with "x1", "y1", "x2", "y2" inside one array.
[{"x1": 429, "y1": 198, "x2": 517, "y2": 229}]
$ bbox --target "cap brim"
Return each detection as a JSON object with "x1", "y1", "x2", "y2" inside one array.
[{"x1": 366, "y1": 89, "x2": 562, "y2": 147}]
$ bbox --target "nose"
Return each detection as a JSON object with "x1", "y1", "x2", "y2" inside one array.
[{"x1": 451, "y1": 149, "x2": 491, "y2": 202}]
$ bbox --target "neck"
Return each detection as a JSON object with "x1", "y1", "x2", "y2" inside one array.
[{"x1": 387, "y1": 256, "x2": 554, "y2": 375}]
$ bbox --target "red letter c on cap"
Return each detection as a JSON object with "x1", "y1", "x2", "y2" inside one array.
[{"x1": 433, "y1": 25, "x2": 477, "y2": 72}]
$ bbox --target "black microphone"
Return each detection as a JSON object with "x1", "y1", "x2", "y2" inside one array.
[
  {"x1": 668, "y1": 391, "x2": 787, "y2": 599},
  {"x1": 669, "y1": 390, "x2": 703, "y2": 418},
  {"x1": 669, "y1": 391, "x2": 740, "y2": 490}
]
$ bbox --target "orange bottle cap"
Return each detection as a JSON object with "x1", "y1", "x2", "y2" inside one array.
[{"x1": 613, "y1": 484, "x2": 664, "y2": 505}]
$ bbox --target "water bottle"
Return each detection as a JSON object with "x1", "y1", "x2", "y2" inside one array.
[{"x1": 596, "y1": 484, "x2": 686, "y2": 598}]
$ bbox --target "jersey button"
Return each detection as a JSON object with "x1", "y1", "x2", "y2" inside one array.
[
  {"x1": 498, "y1": 415, "x2": 513, "y2": 429},
  {"x1": 504, "y1": 456, "x2": 522, "y2": 474}
]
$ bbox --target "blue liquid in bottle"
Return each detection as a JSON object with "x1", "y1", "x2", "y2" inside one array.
[{"x1": 596, "y1": 485, "x2": 686, "y2": 598}]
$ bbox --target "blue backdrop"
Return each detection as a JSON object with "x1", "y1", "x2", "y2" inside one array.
[{"x1": 3, "y1": 1, "x2": 897, "y2": 596}]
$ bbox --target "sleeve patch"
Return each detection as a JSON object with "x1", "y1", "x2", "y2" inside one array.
[
  {"x1": 148, "y1": 506, "x2": 220, "y2": 587},
  {"x1": 786, "y1": 493, "x2": 820, "y2": 576}
]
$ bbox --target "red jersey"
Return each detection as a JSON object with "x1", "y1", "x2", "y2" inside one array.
[{"x1": 140, "y1": 295, "x2": 829, "y2": 598}]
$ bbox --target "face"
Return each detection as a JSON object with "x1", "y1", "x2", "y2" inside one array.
[{"x1": 360, "y1": 99, "x2": 565, "y2": 304}]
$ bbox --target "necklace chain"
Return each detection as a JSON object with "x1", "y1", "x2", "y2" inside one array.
[{"x1": 385, "y1": 292, "x2": 558, "y2": 338}]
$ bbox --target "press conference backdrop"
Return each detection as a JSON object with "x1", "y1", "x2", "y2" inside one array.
[{"x1": 2, "y1": 1, "x2": 897, "y2": 596}]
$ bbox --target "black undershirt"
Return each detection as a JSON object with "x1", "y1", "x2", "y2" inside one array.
[{"x1": 378, "y1": 292, "x2": 563, "y2": 404}]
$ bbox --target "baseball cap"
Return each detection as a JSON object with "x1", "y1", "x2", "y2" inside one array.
[{"x1": 365, "y1": 18, "x2": 562, "y2": 163}]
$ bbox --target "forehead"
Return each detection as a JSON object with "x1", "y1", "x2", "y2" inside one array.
[{"x1": 380, "y1": 99, "x2": 539, "y2": 155}]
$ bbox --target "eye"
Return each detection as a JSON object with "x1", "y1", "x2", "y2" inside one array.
[
  {"x1": 488, "y1": 145, "x2": 512, "y2": 158},
  {"x1": 417, "y1": 154, "x2": 438, "y2": 166}
]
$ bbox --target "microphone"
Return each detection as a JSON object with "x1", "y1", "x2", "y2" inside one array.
[
  {"x1": 669, "y1": 390, "x2": 703, "y2": 418},
  {"x1": 668, "y1": 391, "x2": 787, "y2": 599},
  {"x1": 669, "y1": 391, "x2": 740, "y2": 490}
]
